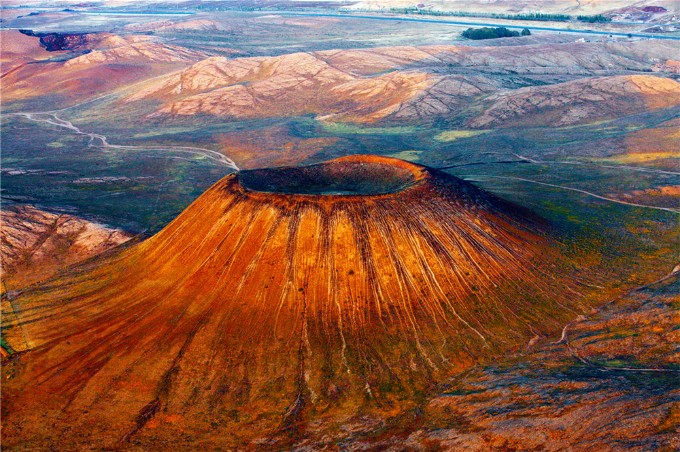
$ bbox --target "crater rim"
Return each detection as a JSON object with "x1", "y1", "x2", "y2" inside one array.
[{"x1": 235, "y1": 155, "x2": 428, "y2": 198}]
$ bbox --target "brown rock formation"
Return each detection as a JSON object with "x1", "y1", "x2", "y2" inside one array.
[
  {"x1": 0, "y1": 204, "x2": 132, "y2": 290},
  {"x1": 653, "y1": 59, "x2": 680, "y2": 74},
  {"x1": 18, "y1": 30, "x2": 95, "y2": 52},
  {"x1": 469, "y1": 75, "x2": 680, "y2": 128},
  {"x1": 122, "y1": 41, "x2": 680, "y2": 124},
  {"x1": 126, "y1": 52, "x2": 435, "y2": 123},
  {"x1": 63, "y1": 35, "x2": 202, "y2": 67},
  {"x1": 2, "y1": 33, "x2": 204, "y2": 105}
]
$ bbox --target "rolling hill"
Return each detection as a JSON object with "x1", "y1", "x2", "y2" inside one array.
[
  {"x1": 469, "y1": 75, "x2": 680, "y2": 128},
  {"x1": 121, "y1": 41, "x2": 680, "y2": 125}
]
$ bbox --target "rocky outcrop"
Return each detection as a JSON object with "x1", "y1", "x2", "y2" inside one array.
[
  {"x1": 1, "y1": 204, "x2": 132, "y2": 290},
  {"x1": 653, "y1": 59, "x2": 680, "y2": 74},
  {"x1": 123, "y1": 40, "x2": 680, "y2": 124},
  {"x1": 18, "y1": 30, "x2": 95, "y2": 51},
  {"x1": 2, "y1": 33, "x2": 204, "y2": 106},
  {"x1": 127, "y1": 52, "x2": 436, "y2": 123},
  {"x1": 609, "y1": 4, "x2": 675, "y2": 24},
  {"x1": 469, "y1": 75, "x2": 680, "y2": 128},
  {"x1": 63, "y1": 35, "x2": 202, "y2": 67}
]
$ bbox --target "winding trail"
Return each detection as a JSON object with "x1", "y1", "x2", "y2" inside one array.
[
  {"x1": 437, "y1": 154, "x2": 679, "y2": 176},
  {"x1": 11, "y1": 112, "x2": 240, "y2": 171},
  {"x1": 513, "y1": 154, "x2": 680, "y2": 177},
  {"x1": 462, "y1": 174, "x2": 680, "y2": 214}
]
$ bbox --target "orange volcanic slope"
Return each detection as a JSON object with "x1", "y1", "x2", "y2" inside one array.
[{"x1": 2, "y1": 155, "x2": 589, "y2": 448}]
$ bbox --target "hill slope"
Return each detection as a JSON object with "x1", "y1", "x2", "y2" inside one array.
[
  {"x1": 1, "y1": 31, "x2": 204, "y2": 108},
  {"x1": 351, "y1": 269, "x2": 680, "y2": 450},
  {"x1": 0, "y1": 204, "x2": 132, "y2": 291},
  {"x1": 469, "y1": 75, "x2": 680, "y2": 128},
  {"x1": 2, "y1": 156, "x2": 598, "y2": 449}
]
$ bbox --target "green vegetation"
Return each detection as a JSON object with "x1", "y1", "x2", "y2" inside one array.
[
  {"x1": 522, "y1": 28, "x2": 532, "y2": 36},
  {"x1": 577, "y1": 14, "x2": 612, "y2": 23},
  {"x1": 388, "y1": 150, "x2": 422, "y2": 161},
  {"x1": 378, "y1": 8, "x2": 572, "y2": 22},
  {"x1": 1, "y1": 337, "x2": 15, "y2": 356},
  {"x1": 344, "y1": 7, "x2": 613, "y2": 24},
  {"x1": 320, "y1": 122, "x2": 416, "y2": 135},
  {"x1": 435, "y1": 129, "x2": 490, "y2": 142},
  {"x1": 462, "y1": 27, "x2": 520, "y2": 40}
]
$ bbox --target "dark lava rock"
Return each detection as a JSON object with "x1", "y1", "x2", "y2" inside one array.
[
  {"x1": 18, "y1": 29, "x2": 93, "y2": 51},
  {"x1": 642, "y1": 6, "x2": 668, "y2": 13}
]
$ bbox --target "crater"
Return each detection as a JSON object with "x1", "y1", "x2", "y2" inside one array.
[{"x1": 237, "y1": 155, "x2": 424, "y2": 196}]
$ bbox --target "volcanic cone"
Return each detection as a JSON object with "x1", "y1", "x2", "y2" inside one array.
[{"x1": 2, "y1": 155, "x2": 588, "y2": 448}]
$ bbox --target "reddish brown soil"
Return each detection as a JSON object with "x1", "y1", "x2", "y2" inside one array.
[
  {"x1": 1, "y1": 32, "x2": 203, "y2": 105},
  {"x1": 217, "y1": 125, "x2": 341, "y2": 169},
  {"x1": 1, "y1": 156, "x2": 602, "y2": 449}
]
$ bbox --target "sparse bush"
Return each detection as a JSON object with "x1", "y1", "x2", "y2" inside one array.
[
  {"x1": 381, "y1": 8, "x2": 572, "y2": 22},
  {"x1": 462, "y1": 27, "x2": 520, "y2": 40},
  {"x1": 577, "y1": 14, "x2": 612, "y2": 23}
]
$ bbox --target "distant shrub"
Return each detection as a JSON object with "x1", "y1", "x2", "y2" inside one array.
[
  {"x1": 521, "y1": 28, "x2": 531, "y2": 36},
  {"x1": 507, "y1": 12, "x2": 570, "y2": 21},
  {"x1": 380, "y1": 8, "x2": 572, "y2": 22},
  {"x1": 577, "y1": 14, "x2": 612, "y2": 23},
  {"x1": 462, "y1": 27, "x2": 520, "y2": 40},
  {"x1": 343, "y1": 7, "x2": 621, "y2": 26},
  {"x1": 642, "y1": 6, "x2": 667, "y2": 13}
]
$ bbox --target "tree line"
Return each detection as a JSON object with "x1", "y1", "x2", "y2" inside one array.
[
  {"x1": 342, "y1": 7, "x2": 612, "y2": 23},
  {"x1": 462, "y1": 27, "x2": 531, "y2": 40}
]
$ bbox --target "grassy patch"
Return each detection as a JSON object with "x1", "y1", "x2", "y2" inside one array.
[
  {"x1": 0, "y1": 337, "x2": 15, "y2": 356},
  {"x1": 388, "y1": 150, "x2": 422, "y2": 161},
  {"x1": 434, "y1": 129, "x2": 490, "y2": 142},
  {"x1": 320, "y1": 122, "x2": 416, "y2": 136},
  {"x1": 132, "y1": 127, "x2": 199, "y2": 139},
  {"x1": 599, "y1": 152, "x2": 679, "y2": 164}
]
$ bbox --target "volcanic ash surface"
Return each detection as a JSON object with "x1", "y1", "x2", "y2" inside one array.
[{"x1": 2, "y1": 155, "x2": 591, "y2": 448}]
